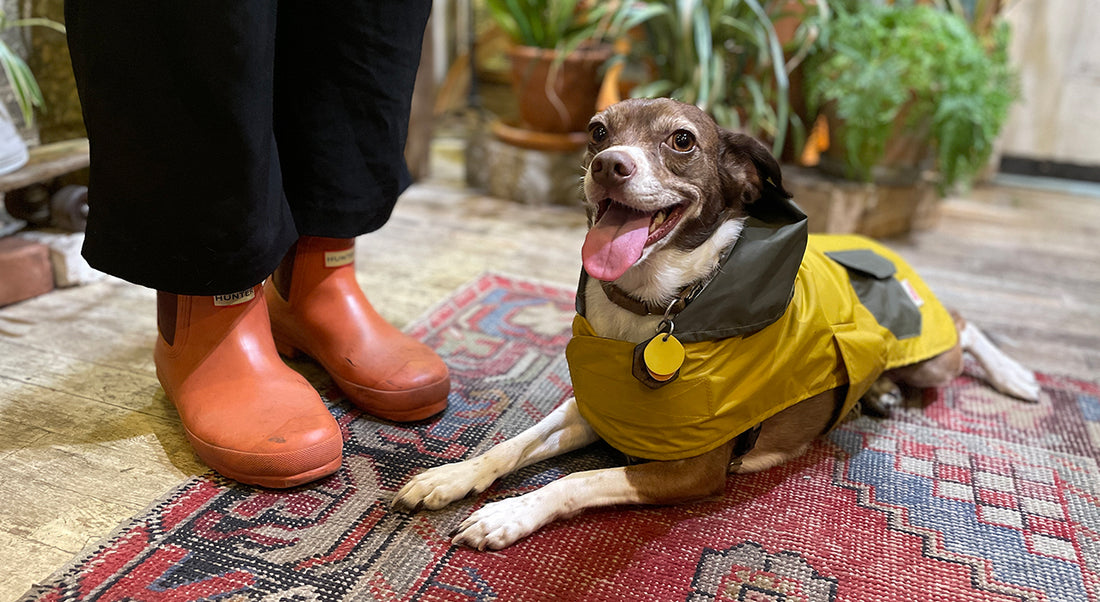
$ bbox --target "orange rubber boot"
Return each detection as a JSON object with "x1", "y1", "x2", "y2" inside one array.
[
  {"x1": 154, "y1": 285, "x2": 343, "y2": 488},
  {"x1": 264, "y1": 236, "x2": 450, "y2": 422}
]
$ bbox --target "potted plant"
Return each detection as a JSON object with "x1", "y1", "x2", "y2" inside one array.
[
  {"x1": 486, "y1": 0, "x2": 659, "y2": 134},
  {"x1": 0, "y1": 8, "x2": 65, "y2": 175},
  {"x1": 804, "y1": 1, "x2": 1016, "y2": 190},
  {"x1": 625, "y1": 0, "x2": 829, "y2": 158}
]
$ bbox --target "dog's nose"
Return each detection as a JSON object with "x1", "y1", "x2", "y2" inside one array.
[{"x1": 590, "y1": 150, "x2": 636, "y2": 188}]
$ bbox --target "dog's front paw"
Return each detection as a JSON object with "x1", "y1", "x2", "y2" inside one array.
[
  {"x1": 392, "y1": 458, "x2": 500, "y2": 511},
  {"x1": 452, "y1": 494, "x2": 554, "y2": 550}
]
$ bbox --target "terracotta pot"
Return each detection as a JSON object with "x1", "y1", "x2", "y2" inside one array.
[
  {"x1": 491, "y1": 119, "x2": 588, "y2": 152},
  {"x1": 509, "y1": 44, "x2": 611, "y2": 134}
]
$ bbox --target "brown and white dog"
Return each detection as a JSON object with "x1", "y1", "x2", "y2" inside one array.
[{"x1": 393, "y1": 98, "x2": 1040, "y2": 550}]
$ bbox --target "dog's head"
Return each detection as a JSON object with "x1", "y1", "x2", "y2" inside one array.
[{"x1": 581, "y1": 98, "x2": 790, "y2": 282}]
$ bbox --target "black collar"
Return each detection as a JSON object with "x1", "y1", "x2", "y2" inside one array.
[
  {"x1": 577, "y1": 198, "x2": 809, "y2": 344},
  {"x1": 599, "y1": 280, "x2": 677, "y2": 316},
  {"x1": 598, "y1": 275, "x2": 706, "y2": 317}
]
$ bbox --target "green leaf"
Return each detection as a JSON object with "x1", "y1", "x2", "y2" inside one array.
[
  {"x1": 0, "y1": 41, "x2": 43, "y2": 125},
  {"x1": 631, "y1": 79, "x2": 678, "y2": 99},
  {"x1": 7, "y1": 17, "x2": 65, "y2": 35},
  {"x1": 692, "y1": 6, "x2": 713, "y2": 110},
  {"x1": 0, "y1": 10, "x2": 64, "y2": 126}
]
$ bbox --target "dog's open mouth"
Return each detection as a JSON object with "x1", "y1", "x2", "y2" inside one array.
[{"x1": 582, "y1": 199, "x2": 686, "y2": 281}]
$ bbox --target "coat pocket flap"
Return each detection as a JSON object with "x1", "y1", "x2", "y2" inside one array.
[{"x1": 825, "y1": 249, "x2": 897, "y2": 280}]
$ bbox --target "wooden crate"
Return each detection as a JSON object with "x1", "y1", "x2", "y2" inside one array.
[{"x1": 783, "y1": 164, "x2": 941, "y2": 238}]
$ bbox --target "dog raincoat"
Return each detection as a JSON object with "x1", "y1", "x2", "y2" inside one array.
[{"x1": 566, "y1": 198, "x2": 958, "y2": 461}]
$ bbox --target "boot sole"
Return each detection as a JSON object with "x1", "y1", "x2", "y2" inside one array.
[
  {"x1": 158, "y1": 367, "x2": 345, "y2": 489},
  {"x1": 216, "y1": 456, "x2": 342, "y2": 489},
  {"x1": 182, "y1": 424, "x2": 344, "y2": 489}
]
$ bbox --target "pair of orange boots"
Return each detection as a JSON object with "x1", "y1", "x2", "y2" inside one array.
[{"x1": 154, "y1": 237, "x2": 449, "y2": 488}]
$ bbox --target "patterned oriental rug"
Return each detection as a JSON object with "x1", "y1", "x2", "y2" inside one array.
[{"x1": 21, "y1": 273, "x2": 1100, "y2": 601}]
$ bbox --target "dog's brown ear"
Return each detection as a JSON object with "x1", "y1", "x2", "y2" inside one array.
[{"x1": 719, "y1": 130, "x2": 791, "y2": 207}]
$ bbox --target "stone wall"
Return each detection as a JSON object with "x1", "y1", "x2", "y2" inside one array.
[{"x1": 28, "y1": 0, "x2": 83, "y2": 144}]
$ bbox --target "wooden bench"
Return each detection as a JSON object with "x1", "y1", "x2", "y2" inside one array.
[
  {"x1": 0, "y1": 138, "x2": 90, "y2": 236},
  {"x1": 0, "y1": 138, "x2": 89, "y2": 194}
]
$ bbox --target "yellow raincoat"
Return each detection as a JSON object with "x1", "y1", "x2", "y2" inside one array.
[{"x1": 566, "y1": 200, "x2": 957, "y2": 461}]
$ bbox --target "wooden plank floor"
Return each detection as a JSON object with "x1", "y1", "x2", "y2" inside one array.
[{"x1": 1, "y1": 138, "x2": 1098, "y2": 598}]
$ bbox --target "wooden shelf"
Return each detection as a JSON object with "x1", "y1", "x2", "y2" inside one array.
[{"x1": 0, "y1": 138, "x2": 89, "y2": 194}]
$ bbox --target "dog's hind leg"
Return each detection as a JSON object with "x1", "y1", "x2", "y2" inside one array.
[
  {"x1": 959, "y1": 322, "x2": 1041, "y2": 401},
  {"x1": 891, "y1": 328, "x2": 965, "y2": 390},
  {"x1": 891, "y1": 313, "x2": 1040, "y2": 402},
  {"x1": 392, "y1": 397, "x2": 600, "y2": 512}
]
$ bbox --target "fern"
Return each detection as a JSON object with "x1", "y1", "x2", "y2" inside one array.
[{"x1": 805, "y1": 3, "x2": 1016, "y2": 190}]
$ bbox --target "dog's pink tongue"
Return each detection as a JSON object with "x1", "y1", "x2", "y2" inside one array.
[{"x1": 582, "y1": 204, "x2": 651, "y2": 281}]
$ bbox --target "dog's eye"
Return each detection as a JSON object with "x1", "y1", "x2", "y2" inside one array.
[
  {"x1": 589, "y1": 123, "x2": 608, "y2": 144},
  {"x1": 667, "y1": 130, "x2": 696, "y2": 152}
]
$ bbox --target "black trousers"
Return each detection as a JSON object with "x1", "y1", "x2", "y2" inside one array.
[{"x1": 66, "y1": 1, "x2": 432, "y2": 295}]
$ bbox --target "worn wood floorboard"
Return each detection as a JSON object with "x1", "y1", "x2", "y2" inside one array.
[{"x1": 0, "y1": 146, "x2": 1097, "y2": 597}]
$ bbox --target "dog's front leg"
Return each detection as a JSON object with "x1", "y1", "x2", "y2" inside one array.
[
  {"x1": 392, "y1": 397, "x2": 599, "y2": 512},
  {"x1": 452, "y1": 440, "x2": 735, "y2": 550}
]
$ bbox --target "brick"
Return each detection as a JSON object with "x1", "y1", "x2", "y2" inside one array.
[
  {"x1": 0, "y1": 237, "x2": 54, "y2": 307},
  {"x1": 18, "y1": 230, "x2": 105, "y2": 288}
]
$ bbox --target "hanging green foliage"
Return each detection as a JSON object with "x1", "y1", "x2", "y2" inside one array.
[
  {"x1": 628, "y1": 0, "x2": 829, "y2": 157},
  {"x1": 0, "y1": 10, "x2": 65, "y2": 126}
]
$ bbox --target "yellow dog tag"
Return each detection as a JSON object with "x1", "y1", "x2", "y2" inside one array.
[{"x1": 643, "y1": 333, "x2": 685, "y2": 381}]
